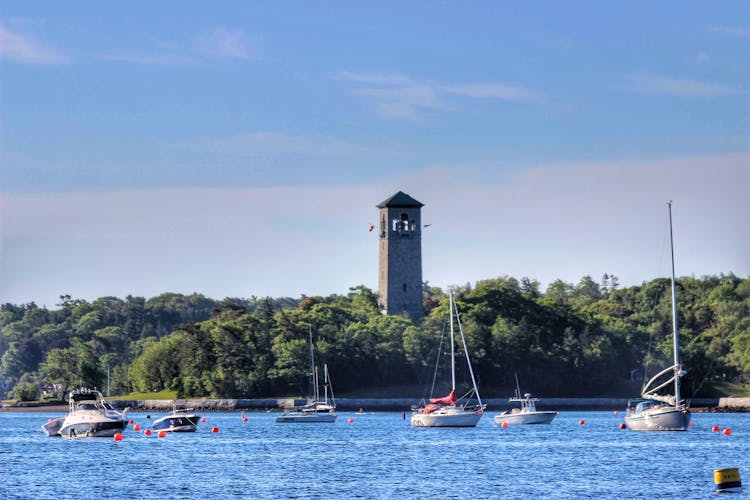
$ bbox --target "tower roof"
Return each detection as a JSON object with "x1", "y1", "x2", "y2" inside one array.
[{"x1": 376, "y1": 191, "x2": 424, "y2": 208}]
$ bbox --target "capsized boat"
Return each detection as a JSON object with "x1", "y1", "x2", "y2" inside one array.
[
  {"x1": 276, "y1": 328, "x2": 337, "y2": 423},
  {"x1": 152, "y1": 402, "x2": 200, "y2": 432},
  {"x1": 624, "y1": 202, "x2": 691, "y2": 431},
  {"x1": 58, "y1": 388, "x2": 129, "y2": 438},
  {"x1": 411, "y1": 291, "x2": 485, "y2": 427}
]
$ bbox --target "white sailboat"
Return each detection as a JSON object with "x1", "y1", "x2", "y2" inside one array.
[
  {"x1": 276, "y1": 328, "x2": 336, "y2": 423},
  {"x1": 412, "y1": 291, "x2": 485, "y2": 427},
  {"x1": 625, "y1": 201, "x2": 691, "y2": 431},
  {"x1": 494, "y1": 374, "x2": 558, "y2": 425}
]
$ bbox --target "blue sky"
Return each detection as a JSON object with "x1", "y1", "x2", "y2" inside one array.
[{"x1": 1, "y1": 1, "x2": 748, "y2": 307}]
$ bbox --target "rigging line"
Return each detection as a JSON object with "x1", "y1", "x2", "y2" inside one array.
[
  {"x1": 454, "y1": 295, "x2": 483, "y2": 407},
  {"x1": 642, "y1": 328, "x2": 654, "y2": 390},
  {"x1": 429, "y1": 321, "x2": 447, "y2": 400}
]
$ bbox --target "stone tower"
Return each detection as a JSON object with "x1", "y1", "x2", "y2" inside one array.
[{"x1": 377, "y1": 191, "x2": 424, "y2": 322}]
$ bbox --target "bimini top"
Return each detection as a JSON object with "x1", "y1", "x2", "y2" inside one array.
[{"x1": 376, "y1": 191, "x2": 424, "y2": 208}]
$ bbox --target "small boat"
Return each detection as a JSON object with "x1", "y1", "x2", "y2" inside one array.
[
  {"x1": 58, "y1": 388, "x2": 129, "y2": 438},
  {"x1": 494, "y1": 375, "x2": 557, "y2": 425},
  {"x1": 411, "y1": 291, "x2": 485, "y2": 427},
  {"x1": 276, "y1": 328, "x2": 337, "y2": 423},
  {"x1": 625, "y1": 202, "x2": 691, "y2": 431},
  {"x1": 152, "y1": 402, "x2": 200, "y2": 432},
  {"x1": 41, "y1": 416, "x2": 65, "y2": 437}
]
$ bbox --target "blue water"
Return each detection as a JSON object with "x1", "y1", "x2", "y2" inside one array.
[{"x1": 1, "y1": 411, "x2": 748, "y2": 499}]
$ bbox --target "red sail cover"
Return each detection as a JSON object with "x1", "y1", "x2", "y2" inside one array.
[{"x1": 430, "y1": 389, "x2": 456, "y2": 405}]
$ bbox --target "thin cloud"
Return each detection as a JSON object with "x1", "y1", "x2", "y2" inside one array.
[
  {"x1": 95, "y1": 27, "x2": 259, "y2": 66},
  {"x1": 444, "y1": 83, "x2": 541, "y2": 101},
  {"x1": 624, "y1": 74, "x2": 742, "y2": 98},
  {"x1": 692, "y1": 52, "x2": 712, "y2": 65},
  {"x1": 0, "y1": 24, "x2": 68, "y2": 65},
  {"x1": 338, "y1": 70, "x2": 540, "y2": 120},
  {"x1": 335, "y1": 71, "x2": 415, "y2": 86},
  {"x1": 177, "y1": 132, "x2": 409, "y2": 158},
  {"x1": 193, "y1": 28, "x2": 260, "y2": 60},
  {"x1": 96, "y1": 52, "x2": 197, "y2": 66},
  {"x1": 708, "y1": 25, "x2": 750, "y2": 37}
]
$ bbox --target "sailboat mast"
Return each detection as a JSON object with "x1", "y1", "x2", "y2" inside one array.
[
  {"x1": 668, "y1": 201, "x2": 681, "y2": 407},
  {"x1": 309, "y1": 327, "x2": 316, "y2": 402},
  {"x1": 449, "y1": 291, "x2": 456, "y2": 393},
  {"x1": 314, "y1": 366, "x2": 320, "y2": 403}
]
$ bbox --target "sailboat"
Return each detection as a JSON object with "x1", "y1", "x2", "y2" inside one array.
[
  {"x1": 276, "y1": 328, "x2": 337, "y2": 423},
  {"x1": 411, "y1": 291, "x2": 485, "y2": 427},
  {"x1": 625, "y1": 201, "x2": 691, "y2": 431}
]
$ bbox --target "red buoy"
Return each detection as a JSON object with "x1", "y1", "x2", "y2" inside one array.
[
  {"x1": 113, "y1": 432, "x2": 123, "y2": 441},
  {"x1": 133, "y1": 424, "x2": 141, "y2": 431},
  {"x1": 579, "y1": 420, "x2": 585, "y2": 425},
  {"x1": 158, "y1": 431, "x2": 166, "y2": 438},
  {"x1": 347, "y1": 418, "x2": 354, "y2": 424},
  {"x1": 201, "y1": 418, "x2": 207, "y2": 423},
  {"x1": 619, "y1": 423, "x2": 627, "y2": 429},
  {"x1": 144, "y1": 429, "x2": 152, "y2": 436},
  {"x1": 613, "y1": 410, "x2": 619, "y2": 416},
  {"x1": 712, "y1": 425, "x2": 720, "y2": 432},
  {"x1": 243, "y1": 417, "x2": 248, "y2": 422},
  {"x1": 723, "y1": 428, "x2": 732, "y2": 435},
  {"x1": 211, "y1": 426, "x2": 219, "y2": 433},
  {"x1": 688, "y1": 422, "x2": 693, "y2": 427},
  {"x1": 501, "y1": 422, "x2": 509, "y2": 429},
  {"x1": 128, "y1": 419, "x2": 134, "y2": 424}
]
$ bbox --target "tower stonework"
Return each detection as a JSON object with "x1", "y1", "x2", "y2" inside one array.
[{"x1": 377, "y1": 191, "x2": 424, "y2": 323}]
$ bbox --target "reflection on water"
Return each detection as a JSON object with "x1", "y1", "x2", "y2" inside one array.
[{"x1": 1, "y1": 411, "x2": 748, "y2": 499}]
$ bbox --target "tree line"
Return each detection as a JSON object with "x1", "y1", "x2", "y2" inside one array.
[{"x1": 1, "y1": 274, "x2": 748, "y2": 401}]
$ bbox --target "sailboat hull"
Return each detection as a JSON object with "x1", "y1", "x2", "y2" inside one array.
[
  {"x1": 625, "y1": 406, "x2": 691, "y2": 431},
  {"x1": 411, "y1": 408, "x2": 483, "y2": 427}
]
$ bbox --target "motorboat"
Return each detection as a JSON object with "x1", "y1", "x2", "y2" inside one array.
[
  {"x1": 58, "y1": 388, "x2": 129, "y2": 438},
  {"x1": 494, "y1": 394, "x2": 558, "y2": 425},
  {"x1": 276, "y1": 328, "x2": 337, "y2": 423},
  {"x1": 624, "y1": 202, "x2": 691, "y2": 431},
  {"x1": 494, "y1": 374, "x2": 557, "y2": 425},
  {"x1": 411, "y1": 291, "x2": 485, "y2": 428},
  {"x1": 152, "y1": 403, "x2": 200, "y2": 432}
]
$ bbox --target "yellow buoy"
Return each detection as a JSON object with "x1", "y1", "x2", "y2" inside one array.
[{"x1": 714, "y1": 468, "x2": 742, "y2": 492}]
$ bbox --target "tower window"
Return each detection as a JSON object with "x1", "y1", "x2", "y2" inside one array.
[
  {"x1": 400, "y1": 213, "x2": 410, "y2": 231},
  {"x1": 403, "y1": 283, "x2": 407, "y2": 292}
]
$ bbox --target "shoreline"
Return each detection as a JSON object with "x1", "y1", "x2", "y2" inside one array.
[{"x1": 3, "y1": 396, "x2": 748, "y2": 412}]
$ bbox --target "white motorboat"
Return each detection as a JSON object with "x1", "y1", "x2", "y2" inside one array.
[
  {"x1": 276, "y1": 328, "x2": 337, "y2": 423},
  {"x1": 494, "y1": 395, "x2": 558, "y2": 425},
  {"x1": 411, "y1": 291, "x2": 485, "y2": 428},
  {"x1": 152, "y1": 402, "x2": 200, "y2": 432},
  {"x1": 58, "y1": 388, "x2": 129, "y2": 438},
  {"x1": 624, "y1": 202, "x2": 691, "y2": 431},
  {"x1": 494, "y1": 375, "x2": 557, "y2": 425}
]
